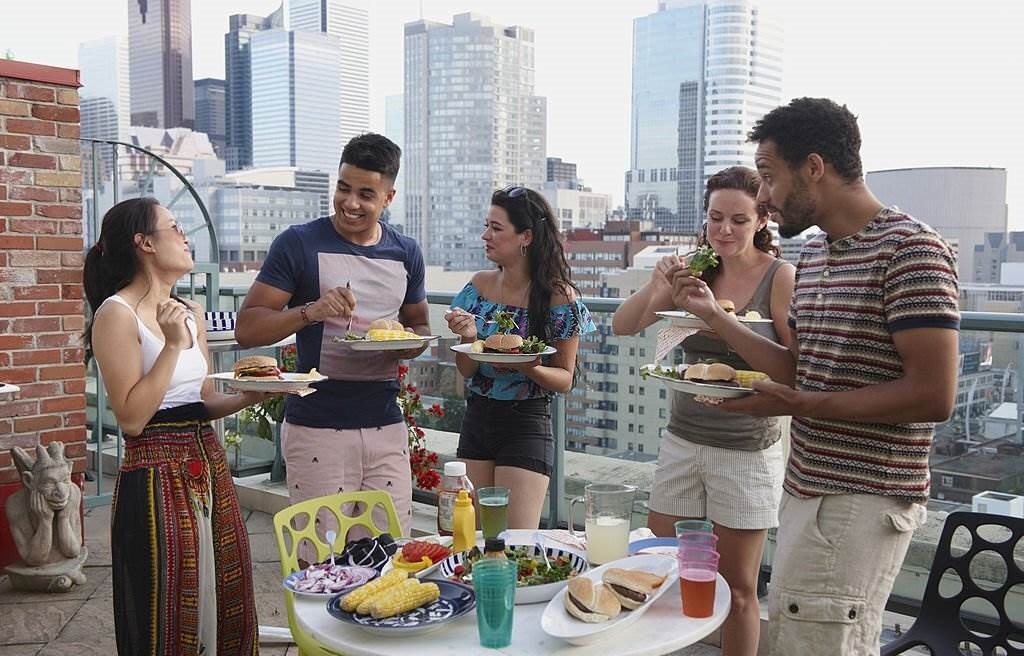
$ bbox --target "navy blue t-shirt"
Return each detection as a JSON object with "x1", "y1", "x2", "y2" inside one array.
[{"x1": 256, "y1": 217, "x2": 426, "y2": 429}]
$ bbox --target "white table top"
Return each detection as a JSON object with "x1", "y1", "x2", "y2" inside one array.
[
  {"x1": 0, "y1": 383, "x2": 21, "y2": 400},
  {"x1": 291, "y1": 530, "x2": 730, "y2": 656}
]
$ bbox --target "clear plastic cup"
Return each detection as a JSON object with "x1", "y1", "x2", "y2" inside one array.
[
  {"x1": 674, "y1": 519, "x2": 713, "y2": 536},
  {"x1": 679, "y1": 560, "x2": 718, "y2": 618},
  {"x1": 471, "y1": 558, "x2": 517, "y2": 648},
  {"x1": 677, "y1": 532, "x2": 719, "y2": 551},
  {"x1": 477, "y1": 486, "x2": 511, "y2": 540}
]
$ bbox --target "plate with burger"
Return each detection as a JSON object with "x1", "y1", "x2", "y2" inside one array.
[
  {"x1": 208, "y1": 355, "x2": 327, "y2": 392},
  {"x1": 451, "y1": 334, "x2": 555, "y2": 364},
  {"x1": 642, "y1": 362, "x2": 768, "y2": 399},
  {"x1": 541, "y1": 554, "x2": 677, "y2": 645},
  {"x1": 656, "y1": 302, "x2": 772, "y2": 330}
]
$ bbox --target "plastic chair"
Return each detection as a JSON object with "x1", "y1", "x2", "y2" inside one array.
[
  {"x1": 881, "y1": 510, "x2": 1024, "y2": 656},
  {"x1": 273, "y1": 490, "x2": 403, "y2": 656}
]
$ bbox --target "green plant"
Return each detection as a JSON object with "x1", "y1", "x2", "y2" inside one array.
[
  {"x1": 240, "y1": 344, "x2": 298, "y2": 440},
  {"x1": 397, "y1": 364, "x2": 442, "y2": 490}
]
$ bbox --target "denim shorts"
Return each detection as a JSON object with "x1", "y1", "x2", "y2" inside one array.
[{"x1": 457, "y1": 393, "x2": 553, "y2": 476}]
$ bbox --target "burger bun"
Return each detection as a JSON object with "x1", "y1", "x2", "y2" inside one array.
[
  {"x1": 483, "y1": 333, "x2": 524, "y2": 352},
  {"x1": 563, "y1": 578, "x2": 621, "y2": 623}
]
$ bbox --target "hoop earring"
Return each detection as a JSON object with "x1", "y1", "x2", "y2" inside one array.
[{"x1": 520, "y1": 244, "x2": 528, "y2": 257}]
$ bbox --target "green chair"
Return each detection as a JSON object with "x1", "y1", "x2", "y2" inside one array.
[{"x1": 273, "y1": 490, "x2": 403, "y2": 655}]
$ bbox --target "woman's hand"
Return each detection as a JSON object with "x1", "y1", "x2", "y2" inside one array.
[
  {"x1": 445, "y1": 308, "x2": 478, "y2": 341},
  {"x1": 652, "y1": 255, "x2": 684, "y2": 288},
  {"x1": 670, "y1": 270, "x2": 721, "y2": 320},
  {"x1": 157, "y1": 299, "x2": 192, "y2": 350}
]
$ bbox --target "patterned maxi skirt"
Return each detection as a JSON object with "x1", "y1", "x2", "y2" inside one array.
[{"x1": 111, "y1": 402, "x2": 258, "y2": 655}]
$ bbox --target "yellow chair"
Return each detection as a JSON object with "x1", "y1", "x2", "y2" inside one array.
[{"x1": 273, "y1": 490, "x2": 403, "y2": 656}]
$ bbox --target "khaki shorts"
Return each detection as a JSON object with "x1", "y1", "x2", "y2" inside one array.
[
  {"x1": 648, "y1": 431, "x2": 785, "y2": 530},
  {"x1": 763, "y1": 493, "x2": 927, "y2": 655}
]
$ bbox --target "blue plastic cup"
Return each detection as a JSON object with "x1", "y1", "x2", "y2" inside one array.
[{"x1": 471, "y1": 558, "x2": 517, "y2": 648}]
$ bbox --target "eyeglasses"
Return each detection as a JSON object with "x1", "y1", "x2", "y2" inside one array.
[
  {"x1": 498, "y1": 185, "x2": 547, "y2": 223},
  {"x1": 150, "y1": 223, "x2": 187, "y2": 239}
]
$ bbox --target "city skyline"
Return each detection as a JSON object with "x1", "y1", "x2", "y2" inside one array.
[{"x1": 2, "y1": 0, "x2": 1021, "y2": 228}]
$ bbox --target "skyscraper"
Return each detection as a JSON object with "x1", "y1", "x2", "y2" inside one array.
[
  {"x1": 250, "y1": 29, "x2": 342, "y2": 174},
  {"x1": 284, "y1": 0, "x2": 370, "y2": 148},
  {"x1": 78, "y1": 35, "x2": 130, "y2": 143},
  {"x1": 127, "y1": 0, "x2": 195, "y2": 128},
  {"x1": 405, "y1": 13, "x2": 547, "y2": 270},
  {"x1": 194, "y1": 78, "x2": 226, "y2": 158},
  {"x1": 225, "y1": 10, "x2": 282, "y2": 171},
  {"x1": 626, "y1": 0, "x2": 783, "y2": 234}
]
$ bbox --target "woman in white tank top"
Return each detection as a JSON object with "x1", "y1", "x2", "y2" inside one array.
[{"x1": 83, "y1": 197, "x2": 268, "y2": 655}]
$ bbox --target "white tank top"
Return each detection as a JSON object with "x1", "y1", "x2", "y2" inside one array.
[{"x1": 100, "y1": 294, "x2": 207, "y2": 409}]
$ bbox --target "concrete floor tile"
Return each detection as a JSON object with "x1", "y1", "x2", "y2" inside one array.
[
  {"x1": 246, "y1": 510, "x2": 276, "y2": 535},
  {"x1": 249, "y1": 530, "x2": 283, "y2": 564},
  {"x1": 254, "y1": 591, "x2": 290, "y2": 628},
  {"x1": 0, "y1": 600, "x2": 82, "y2": 646},
  {"x1": 45, "y1": 596, "x2": 115, "y2": 646},
  {"x1": 252, "y1": 561, "x2": 286, "y2": 594},
  {"x1": 0, "y1": 646, "x2": 43, "y2": 656}
]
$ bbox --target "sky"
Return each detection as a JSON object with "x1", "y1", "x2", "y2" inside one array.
[{"x1": 2, "y1": 0, "x2": 1023, "y2": 226}]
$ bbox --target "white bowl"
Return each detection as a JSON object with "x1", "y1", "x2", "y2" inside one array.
[{"x1": 435, "y1": 543, "x2": 588, "y2": 604}]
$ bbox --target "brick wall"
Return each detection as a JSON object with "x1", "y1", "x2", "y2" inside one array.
[{"x1": 0, "y1": 60, "x2": 84, "y2": 569}]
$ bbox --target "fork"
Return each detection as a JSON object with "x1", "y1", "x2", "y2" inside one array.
[
  {"x1": 345, "y1": 281, "x2": 353, "y2": 333},
  {"x1": 533, "y1": 531, "x2": 553, "y2": 572},
  {"x1": 447, "y1": 308, "x2": 495, "y2": 324}
]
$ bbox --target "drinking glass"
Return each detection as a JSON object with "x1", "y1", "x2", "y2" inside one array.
[
  {"x1": 477, "y1": 486, "x2": 510, "y2": 540},
  {"x1": 472, "y1": 558, "x2": 517, "y2": 648},
  {"x1": 678, "y1": 549, "x2": 719, "y2": 619},
  {"x1": 674, "y1": 519, "x2": 713, "y2": 536}
]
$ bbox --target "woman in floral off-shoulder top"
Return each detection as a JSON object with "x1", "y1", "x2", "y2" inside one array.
[{"x1": 446, "y1": 186, "x2": 595, "y2": 529}]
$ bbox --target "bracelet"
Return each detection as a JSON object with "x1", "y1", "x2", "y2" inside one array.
[{"x1": 300, "y1": 301, "x2": 319, "y2": 325}]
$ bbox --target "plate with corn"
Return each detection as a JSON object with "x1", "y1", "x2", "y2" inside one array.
[
  {"x1": 327, "y1": 570, "x2": 475, "y2": 636},
  {"x1": 333, "y1": 329, "x2": 439, "y2": 351},
  {"x1": 641, "y1": 363, "x2": 768, "y2": 399}
]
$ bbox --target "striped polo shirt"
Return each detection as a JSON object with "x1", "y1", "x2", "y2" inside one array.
[{"x1": 786, "y1": 207, "x2": 960, "y2": 502}]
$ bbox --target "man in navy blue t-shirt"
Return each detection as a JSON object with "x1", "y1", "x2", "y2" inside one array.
[{"x1": 236, "y1": 133, "x2": 429, "y2": 535}]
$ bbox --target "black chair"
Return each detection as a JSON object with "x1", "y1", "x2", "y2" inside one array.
[{"x1": 882, "y1": 510, "x2": 1024, "y2": 655}]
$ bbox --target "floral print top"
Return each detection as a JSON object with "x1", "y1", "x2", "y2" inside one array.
[{"x1": 451, "y1": 281, "x2": 596, "y2": 400}]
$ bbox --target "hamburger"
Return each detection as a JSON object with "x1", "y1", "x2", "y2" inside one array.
[
  {"x1": 483, "y1": 333, "x2": 524, "y2": 354},
  {"x1": 683, "y1": 362, "x2": 738, "y2": 387},
  {"x1": 601, "y1": 568, "x2": 668, "y2": 610},
  {"x1": 563, "y1": 577, "x2": 621, "y2": 623},
  {"x1": 717, "y1": 299, "x2": 736, "y2": 314},
  {"x1": 233, "y1": 355, "x2": 282, "y2": 380}
]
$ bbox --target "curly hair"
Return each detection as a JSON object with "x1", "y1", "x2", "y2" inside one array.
[
  {"x1": 748, "y1": 97, "x2": 863, "y2": 182},
  {"x1": 339, "y1": 133, "x2": 401, "y2": 181},
  {"x1": 697, "y1": 166, "x2": 779, "y2": 286},
  {"x1": 490, "y1": 187, "x2": 579, "y2": 342}
]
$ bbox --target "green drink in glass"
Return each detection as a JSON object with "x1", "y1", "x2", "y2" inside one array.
[{"x1": 477, "y1": 486, "x2": 510, "y2": 540}]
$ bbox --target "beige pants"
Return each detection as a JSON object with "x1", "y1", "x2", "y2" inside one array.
[
  {"x1": 281, "y1": 421, "x2": 413, "y2": 545},
  {"x1": 763, "y1": 492, "x2": 927, "y2": 655}
]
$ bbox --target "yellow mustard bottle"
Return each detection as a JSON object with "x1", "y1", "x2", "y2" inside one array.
[{"x1": 451, "y1": 489, "x2": 476, "y2": 553}]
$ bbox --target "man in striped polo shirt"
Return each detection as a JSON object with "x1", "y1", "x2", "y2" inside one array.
[{"x1": 670, "y1": 97, "x2": 960, "y2": 654}]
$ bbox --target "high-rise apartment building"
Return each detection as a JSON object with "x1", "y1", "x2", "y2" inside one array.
[
  {"x1": 194, "y1": 78, "x2": 226, "y2": 158},
  {"x1": 547, "y1": 157, "x2": 580, "y2": 188},
  {"x1": 626, "y1": 0, "x2": 783, "y2": 234},
  {"x1": 250, "y1": 29, "x2": 342, "y2": 174},
  {"x1": 284, "y1": 0, "x2": 370, "y2": 148},
  {"x1": 405, "y1": 13, "x2": 547, "y2": 270},
  {"x1": 78, "y1": 36, "x2": 130, "y2": 143},
  {"x1": 127, "y1": 0, "x2": 194, "y2": 128},
  {"x1": 225, "y1": 10, "x2": 282, "y2": 171}
]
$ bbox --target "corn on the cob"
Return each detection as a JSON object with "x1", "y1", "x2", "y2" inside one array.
[
  {"x1": 735, "y1": 370, "x2": 770, "y2": 388},
  {"x1": 357, "y1": 577, "x2": 421, "y2": 615},
  {"x1": 340, "y1": 569, "x2": 407, "y2": 612},
  {"x1": 367, "y1": 329, "x2": 420, "y2": 341},
  {"x1": 370, "y1": 580, "x2": 441, "y2": 619}
]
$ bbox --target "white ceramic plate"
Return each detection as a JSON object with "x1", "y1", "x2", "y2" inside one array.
[
  {"x1": 342, "y1": 336, "x2": 439, "y2": 351},
  {"x1": 207, "y1": 371, "x2": 327, "y2": 393},
  {"x1": 655, "y1": 310, "x2": 771, "y2": 330},
  {"x1": 380, "y1": 536, "x2": 453, "y2": 580},
  {"x1": 283, "y1": 564, "x2": 377, "y2": 599},
  {"x1": 645, "y1": 369, "x2": 755, "y2": 399},
  {"x1": 435, "y1": 543, "x2": 589, "y2": 605},
  {"x1": 450, "y1": 343, "x2": 557, "y2": 364},
  {"x1": 541, "y1": 554, "x2": 678, "y2": 645}
]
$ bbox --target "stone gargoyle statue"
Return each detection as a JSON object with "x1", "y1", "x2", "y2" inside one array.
[{"x1": 5, "y1": 442, "x2": 88, "y2": 592}]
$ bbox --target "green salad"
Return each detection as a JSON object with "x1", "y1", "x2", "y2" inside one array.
[{"x1": 449, "y1": 545, "x2": 577, "y2": 587}]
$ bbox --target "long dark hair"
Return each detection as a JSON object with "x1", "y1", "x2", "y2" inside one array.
[
  {"x1": 491, "y1": 187, "x2": 579, "y2": 342},
  {"x1": 698, "y1": 166, "x2": 779, "y2": 286},
  {"x1": 82, "y1": 197, "x2": 161, "y2": 361}
]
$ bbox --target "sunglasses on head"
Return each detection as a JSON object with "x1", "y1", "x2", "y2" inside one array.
[{"x1": 498, "y1": 185, "x2": 547, "y2": 223}]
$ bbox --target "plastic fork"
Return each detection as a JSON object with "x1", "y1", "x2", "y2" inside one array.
[
  {"x1": 533, "y1": 531, "x2": 553, "y2": 572},
  {"x1": 326, "y1": 529, "x2": 337, "y2": 566}
]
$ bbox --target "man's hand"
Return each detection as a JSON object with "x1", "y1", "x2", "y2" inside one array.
[
  {"x1": 307, "y1": 286, "x2": 356, "y2": 323},
  {"x1": 711, "y1": 379, "x2": 808, "y2": 417}
]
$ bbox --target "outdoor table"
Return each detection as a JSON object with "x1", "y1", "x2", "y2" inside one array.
[{"x1": 290, "y1": 528, "x2": 730, "y2": 656}]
